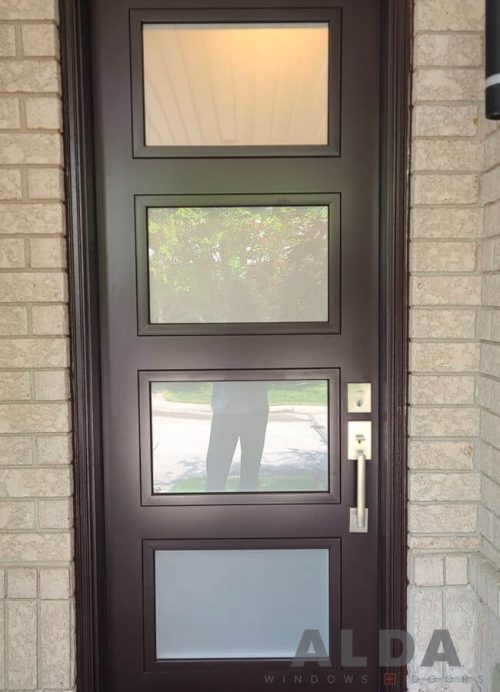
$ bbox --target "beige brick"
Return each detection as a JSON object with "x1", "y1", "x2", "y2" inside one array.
[
  {"x1": 446, "y1": 556, "x2": 469, "y2": 585},
  {"x1": 0, "y1": 436, "x2": 32, "y2": 465},
  {"x1": 413, "y1": 68, "x2": 482, "y2": 102},
  {"x1": 34, "y1": 369, "x2": 69, "y2": 400},
  {"x1": 0, "y1": 96, "x2": 20, "y2": 128},
  {"x1": 413, "y1": 105, "x2": 479, "y2": 137},
  {"x1": 0, "y1": 23, "x2": 15, "y2": 56},
  {"x1": 0, "y1": 501, "x2": 35, "y2": 529},
  {"x1": 414, "y1": 555, "x2": 444, "y2": 586},
  {"x1": 485, "y1": 128, "x2": 500, "y2": 169},
  {"x1": 40, "y1": 600, "x2": 71, "y2": 688},
  {"x1": 0, "y1": 467, "x2": 70, "y2": 496},
  {"x1": 411, "y1": 342, "x2": 479, "y2": 372},
  {"x1": 0, "y1": 305, "x2": 28, "y2": 336},
  {"x1": 25, "y1": 95, "x2": 61, "y2": 130},
  {"x1": 410, "y1": 587, "x2": 444, "y2": 678},
  {"x1": 0, "y1": 238, "x2": 25, "y2": 268},
  {"x1": 0, "y1": 132, "x2": 61, "y2": 164},
  {"x1": 21, "y1": 23, "x2": 58, "y2": 57},
  {"x1": 0, "y1": 532, "x2": 70, "y2": 561},
  {"x1": 0, "y1": 58, "x2": 58, "y2": 92},
  {"x1": 412, "y1": 139, "x2": 483, "y2": 172},
  {"x1": 410, "y1": 241, "x2": 477, "y2": 272},
  {"x1": 478, "y1": 440, "x2": 500, "y2": 485},
  {"x1": 0, "y1": 272, "x2": 65, "y2": 302},
  {"x1": 0, "y1": 570, "x2": 5, "y2": 598},
  {"x1": 483, "y1": 166, "x2": 500, "y2": 205},
  {"x1": 481, "y1": 237, "x2": 498, "y2": 271},
  {"x1": 409, "y1": 472, "x2": 480, "y2": 501},
  {"x1": 415, "y1": 33, "x2": 483, "y2": 68},
  {"x1": 482, "y1": 410, "x2": 500, "y2": 452},
  {"x1": 411, "y1": 374, "x2": 475, "y2": 405},
  {"x1": 29, "y1": 236, "x2": 66, "y2": 268},
  {"x1": 0, "y1": 371, "x2": 30, "y2": 400},
  {"x1": 410, "y1": 504, "x2": 477, "y2": 533},
  {"x1": 0, "y1": 402, "x2": 70, "y2": 433},
  {"x1": 0, "y1": 0, "x2": 57, "y2": 20},
  {"x1": 411, "y1": 275, "x2": 481, "y2": 305},
  {"x1": 39, "y1": 568, "x2": 70, "y2": 599},
  {"x1": 0, "y1": 338, "x2": 68, "y2": 368},
  {"x1": 477, "y1": 308, "x2": 500, "y2": 341},
  {"x1": 412, "y1": 174, "x2": 479, "y2": 205},
  {"x1": 0, "y1": 202, "x2": 63, "y2": 234},
  {"x1": 482, "y1": 475, "x2": 500, "y2": 514},
  {"x1": 478, "y1": 375, "x2": 500, "y2": 413},
  {"x1": 410, "y1": 535, "x2": 480, "y2": 552},
  {"x1": 7, "y1": 568, "x2": 37, "y2": 598},
  {"x1": 482, "y1": 275, "x2": 500, "y2": 308},
  {"x1": 481, "y1": 343, "x2": 500, "y2": 379},
  {"x1": 6, "y1": 600, "x2": 37, "y2": 689},
  {"x1": 410, "y1": 407, "x2": 479, "y2": 436},
  {"x1": 39, "y1": 499, "x2": 72, "y2": 528},
  {"x1": 31, "y1": 305, "x2": 68, "y2": 338},
  {"x1": 27, "y1": 167, "x2": 63, "y2": 199},
  {"x1": 409, "y1": 440, "x2": 474, "y2": 470},
  {"x1": 484, "y1": 200, "x2": 500, "y2": 237},
  {"x1": 411, "y1": 207, "x2": 482, "y2": 239},
  {"x1": 36, "y1": 435, "x2": 72, "y2": 465},
  {"x1": 414, "y1": 0, "x2": 484, "y2": 31},
  {"x1": 411, "y1": 308, "x2": 476, "y2": 339},
  {"x1": 0, "y1": 168, "x2": 22, "y2": 200}
]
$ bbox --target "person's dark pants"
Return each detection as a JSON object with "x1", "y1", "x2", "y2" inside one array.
[{"x1": 205, "y1": 411, "x2": 268, "y2": 491}]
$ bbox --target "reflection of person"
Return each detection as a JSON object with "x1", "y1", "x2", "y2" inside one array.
[{"x1": 206, "y1": 382, "x2": 269, "y2": 492}]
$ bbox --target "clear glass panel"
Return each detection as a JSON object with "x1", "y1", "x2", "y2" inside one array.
[
  {"x1": 148, "y1": 206, "x2": 329, "y2": 324},
  {"x1": 155, "y1": 548, "x2": 330, "y2": 659},
  {"x1": 151, "y1": 379, "x2": 329, "y2": 493},
  {"x1": 143, "y1": 23, "x2": 329, "y2": 147}
]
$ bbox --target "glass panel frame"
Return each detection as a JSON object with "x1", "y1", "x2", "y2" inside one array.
[
  {"x1": 130, "y1": 8, "x2": 341, "y2": 158},
  {"x1": 142, "y1": 538, "x2": 341, "y2": 673},
  {"x1": 139, "y1": 369, "x2": 340, "y2": 506},
  {"x1": 135, "y1": 193, "x2": 341, "y2": 336}
]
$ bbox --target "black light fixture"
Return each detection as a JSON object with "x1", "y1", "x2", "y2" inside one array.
[{"x1": 486, "y1": 0, "x2": 500, "y2": 119}]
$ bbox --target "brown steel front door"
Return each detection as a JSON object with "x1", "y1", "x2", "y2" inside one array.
[{"x1": 89, "y1": 0, "x2": 384, "y2": 689}]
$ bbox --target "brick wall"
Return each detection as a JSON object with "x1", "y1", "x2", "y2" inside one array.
[
  {"x1": 408, "y1": 0, "x2": 485, "y2": 686},
  {"x1": 0, "y1": 1, "x2": 74, "y2": 690},
  {"x1": 470, "y1": 111, "x2": 500, "y2": 689}
]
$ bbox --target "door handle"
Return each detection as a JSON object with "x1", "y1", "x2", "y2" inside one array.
[
  {"x1": 356, "y1": 449, "x2": 367, "y2": 529},
  {"x1": 348, "y1": 423, "x2": 371, "y2": 533}
]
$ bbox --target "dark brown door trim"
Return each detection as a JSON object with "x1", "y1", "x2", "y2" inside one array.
[{"x1": 59, "y1": 1, "x2": 412, "y2": 690}]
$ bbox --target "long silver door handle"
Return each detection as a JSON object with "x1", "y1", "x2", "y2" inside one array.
[{"x1": 356, "y1": 450, "x2": 366, "y2": 529}]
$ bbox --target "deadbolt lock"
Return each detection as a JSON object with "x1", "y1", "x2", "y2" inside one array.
[{"x1": 347, "y1": 383, "x2": 372, "y2": 413}]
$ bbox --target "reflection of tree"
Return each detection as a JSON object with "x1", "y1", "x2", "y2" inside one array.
[{"x1": 148, "y1": 206, "x2": 328, "y2": 323}]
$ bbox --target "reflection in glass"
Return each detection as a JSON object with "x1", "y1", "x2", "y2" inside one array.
[
  {"x1": 151, "y1": 380, "x2": 329, "y2": 493},
  {"x1": 155, "y1": 548, "x2": 330, "y2": 659},
  {"x1": 143, "y1": 23, "x2": 329, "y2": 147},
  {"x1": 148, "y1": 206, "x2": 329, "y2": 324}
]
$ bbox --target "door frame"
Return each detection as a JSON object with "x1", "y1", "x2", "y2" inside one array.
[{"x1": 59, "y1": 0, "x2": 412, "y2": 689}]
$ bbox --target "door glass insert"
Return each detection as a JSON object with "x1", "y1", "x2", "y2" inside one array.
[
  {"x1": 147, "y1": 205, "x2": 329, "y2": 325},
  {"x1": 155, "y1": 548, "x2": 330, "y2": 659},
  {"x1": 143, "y1": 22, "x2": 329, "y2": 147},
  {"x1": 150, "y1": 379, "x2": 329, "y2": 494}
]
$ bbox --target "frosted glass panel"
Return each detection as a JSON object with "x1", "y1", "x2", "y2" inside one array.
[
  {"x1": 147, "y1": 206, "x2": 329, "y2": 324},
  {"x1": 151, "y1": 379, "x2": 329, "y2": 493},
  {"x1": 155, "y1": 548, "x2": 330, "y2": 659},
  {"x1": 143, "y1": 23, "x2": 329, "y2": 146}
]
